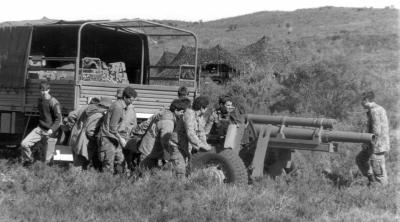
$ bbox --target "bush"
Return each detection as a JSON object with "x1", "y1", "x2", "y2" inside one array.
[{"x1": 274, "y1": 57, "x2": 367, "y2": 119}]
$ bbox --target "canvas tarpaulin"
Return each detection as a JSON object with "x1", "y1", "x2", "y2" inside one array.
[{"x1": 0, "y1": 26, "x2": 32, "y2": 89}]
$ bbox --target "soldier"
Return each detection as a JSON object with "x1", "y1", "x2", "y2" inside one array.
[
  {"x1": 116, "y1": 88, "x2": 138, "y2": 173},
  {"x1": 356, "y1": 91, "x2": 390, "y2": 186},
  {"x1": 116, "y1": 88, "x2": 137, "y2": 138},
  {"x1": 205, "y1": 95, "x2": 239, "y2": 135},
  {"x1": 138, "y1": 99, "x2": 189, "y2": 172},
  {"x1": 177, "y1": 86, "x2": 189, "y2": 99},
  {"x1": 68, "y1": 97, "x2": 112, "y2": 170},
  {"x1": 97, "y1": 86, "x2": 137, "y2": 174},
  {"x1": 164, "y1": 96, "x2": 212, "y2": 178},
  {"x1": 20, "y1": 81, "x2": 62, "y2": 166},
  {"x1": 182, "y1": 96, "x2": 211, "y2": 153}
]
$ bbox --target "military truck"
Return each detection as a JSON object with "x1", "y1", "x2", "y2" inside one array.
[{"x1": 0, "y1": 19, "x2": 199, "y2": 160}]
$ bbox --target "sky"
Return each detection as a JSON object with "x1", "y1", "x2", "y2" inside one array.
[{"x1": 0, "y1": 0, "x2": 399, "y2": 22}]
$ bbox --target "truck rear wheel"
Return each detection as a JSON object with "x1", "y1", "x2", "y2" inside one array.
[{"x1": 191, "y1": 149, "x2": 248, "y2": 185}]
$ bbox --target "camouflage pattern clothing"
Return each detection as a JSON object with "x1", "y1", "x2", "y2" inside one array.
[
  {"x1": 168, "y1": 118, "x2": 190, "y2": 178},
  {"x1": 356, "y1": 102, "x2": 390, "y2": 185},
  {"x1": 98, "y1": 99, "x2": 128, "y2": 173},
  {"x1": 68, "y1": 104, "x2": 107, "y2": 169},
  {"x1": 182, "y1": 109, "x2": 209, "y2": 152},
  {"x1": 166, "y1": 109, "x2": 211, "y2": 178},
  {"x1": 138, "y1": 110, "x2": 176, "y2": 160},
  {"x1": 130, "y1": 112, "x2": 163, "y2": 137},
  {"x1": 366, "y1": 103, "x2": 390, "y2": 153},
  {"x1": 118, "y1": 104, "x2": 137, "y2": 140}
]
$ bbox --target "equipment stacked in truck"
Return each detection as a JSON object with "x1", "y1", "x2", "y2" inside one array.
[{"x1": 80, "y1": 57, "x2": 128, "y2": 84}]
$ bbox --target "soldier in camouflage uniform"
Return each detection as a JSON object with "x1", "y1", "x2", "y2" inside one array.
[
  {"x1": 138, "y1": 99, "x2": 189, "y2": 173},
  {"x1": 356, "y1": 91, "x2": 390, "y2": 186},
  {"x1": 169, "y1": 96, "x2": 211, "y2": 178},
  {"x1": 182, "y1": 96, "x2": 211, "y2": 152}
]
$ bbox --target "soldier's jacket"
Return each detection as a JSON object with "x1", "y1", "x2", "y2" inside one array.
[
  {"x1": 68, "y1": 104, "x2": 107, "y2": 160},
  {"x1": 181, "y1": 109, "x2": 209, "y2": 151},
  {"x1": 138, "y1": 110, "x2": 176, "y2": 158},
  {"x1": 118, "y1": 104, "x2": 137, "y2": 139},
  {"x1": 205, "y1": 110, "x2": 224, "y2": 134},
  {"x1": 205, "y1": 108, "x2": 244, "y2": 135},
  {"x1": 367, "y1": 102, "x2": 390, "y2": 153},
  {"x1": 130, "y1": 111, "x2": 163, "y2": 137}
]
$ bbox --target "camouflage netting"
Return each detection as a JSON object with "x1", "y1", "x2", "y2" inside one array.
[
  {"x1": 236, "y1": 36, "x2": 293, "y2": 74},
  {"x1": 154, "y1": 51, "x2": 178, "y2": 74},
  {"x1": 236, "y1": 36, "x2": 270, "y2": 66},
  {"x1": 156, "y1": 45, "x2": 242, "y2": 78}
]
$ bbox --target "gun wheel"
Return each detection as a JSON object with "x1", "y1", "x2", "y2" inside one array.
[
  {"x1": 202, "y1": 165, "x2": 227, "y2": 184},
  {"x1": 191, "y1": 149, "x2": 248, "y2": 184}
]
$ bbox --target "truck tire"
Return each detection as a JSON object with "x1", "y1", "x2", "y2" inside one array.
[{"x1": 191, "y1": 149, "x2": 248, "y2": 185}]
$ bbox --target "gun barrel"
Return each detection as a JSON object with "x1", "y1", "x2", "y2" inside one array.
[
  {"x1": 246, "y1": 114, "x2": 336, "y2": 128},
  {"x1": 252, "y1": 124, "x2": 375, "y2": 143}
]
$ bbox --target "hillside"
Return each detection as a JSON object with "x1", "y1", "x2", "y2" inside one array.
[
  {"x1": 150, "y1": 6, "x2": 399, "y2": 125},
  {"x1": 152, "y1": 7, "x2": 398, "y2": 52}
]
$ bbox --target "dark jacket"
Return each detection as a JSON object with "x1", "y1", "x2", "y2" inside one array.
[
  {"x1": 38, "y1": 96, "x2": 62, "y2": 133},
  {"x1": 99, "y1": 99, "x2": 127, "y2": 142},
  {"x1": 69, "y1": 104, "x2": 108, "y2": 159}
]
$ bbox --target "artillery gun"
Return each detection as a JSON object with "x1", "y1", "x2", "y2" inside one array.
[{"x1": 191, "y1": 114, "x2": 375, "y2": 184}]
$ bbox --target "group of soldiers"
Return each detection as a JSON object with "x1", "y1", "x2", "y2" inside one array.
[
  {"x1": 19, "y1": 81, "x2": 391, "y2": 185},
  {"x1": 19, "y1": 82, "x2": 238, "y2": 178}
]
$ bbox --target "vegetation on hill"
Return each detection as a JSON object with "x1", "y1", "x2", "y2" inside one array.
[{"x1": 152, "y1": 6, "x2": 398, "y2": 50}]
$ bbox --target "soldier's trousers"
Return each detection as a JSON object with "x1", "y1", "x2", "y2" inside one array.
[
  {"x1": 98, "y1": 136, "x2": 125, "y2": 174},
  {"x1": 266, "y1": 148, "x2": 293, "y2": 178},
  {"x1": 356, "y1": 148, "x2": 388, "y2": 185},
  {"x1": 168, "y1": 145, "x2": 187, "y2": 178},
  {"x1": 20, "y1": 126, "x2": 57, "y2": 163}
]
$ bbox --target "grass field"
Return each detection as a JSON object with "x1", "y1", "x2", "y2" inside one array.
[{"x1": 0, "y1": 139, "x2": 399, "y2": 222}]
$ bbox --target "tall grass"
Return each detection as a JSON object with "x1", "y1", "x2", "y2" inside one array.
[{"x1": 0, "y1": 156, "x2": 398, "y2": 222}]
